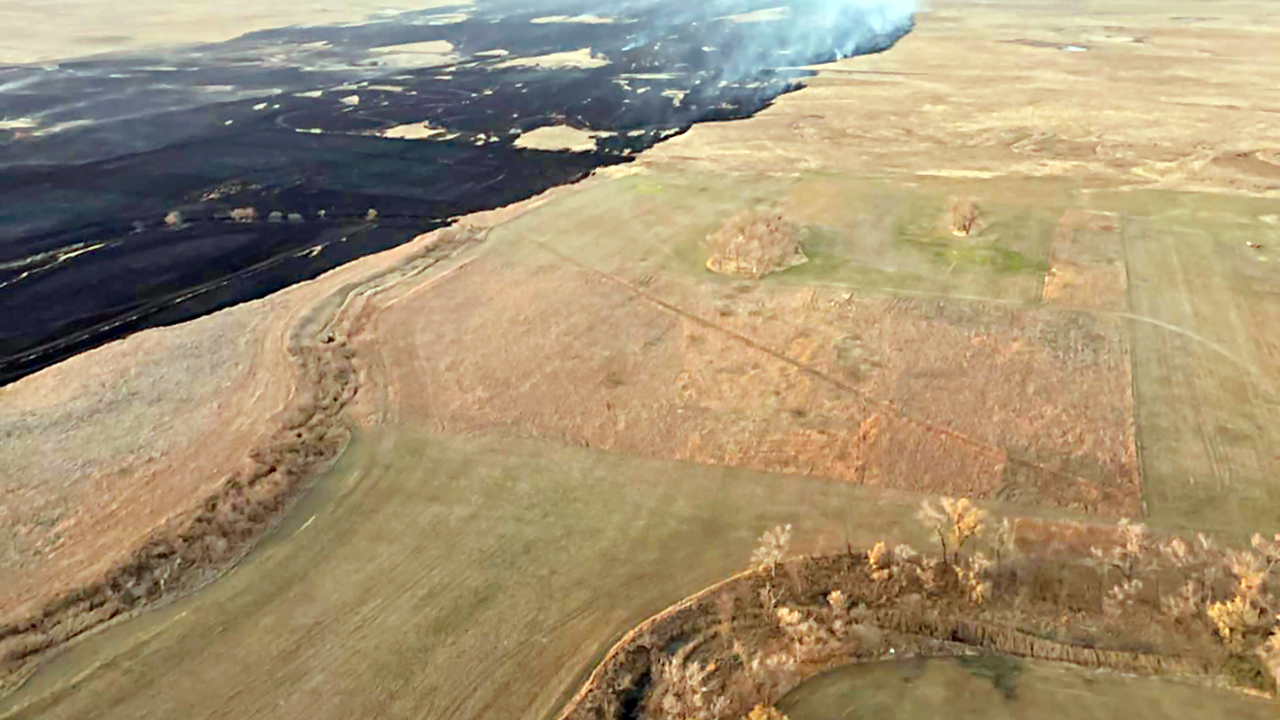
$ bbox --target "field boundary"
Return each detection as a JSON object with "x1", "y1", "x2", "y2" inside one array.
[
  {"x1": 0, "y1": 228, "x2": 485, "y2": 697},
  {"x1": 556, "y1": 549, "x2": 1251, "y2": 720}
]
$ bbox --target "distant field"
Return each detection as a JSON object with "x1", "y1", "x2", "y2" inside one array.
[
  {"x1": 483, "y1": 169, "x2": 1280, "y2": 535},
  {"x1": 780, "y1": 657, "x2": 1276, "y2": 720},
  {"x1": 491, "y1": 171, "x2": 1065, "y2": 304},
  {"x1": 0, "y1": 0, "x2": 470, "y2": 64},
  {"x1": 1099, "y1": 192, "x2": 1280, "y2": 536},
  {"x1": 435, "y1": 170, "x2": 1137, "y2": 513}
]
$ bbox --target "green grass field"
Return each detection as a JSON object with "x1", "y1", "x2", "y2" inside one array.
[
  {"x1": 1, "y1": 430, "x2": 936, "y2": 720},
  {"x1": 781, "y1": 657, "x2": 1276, "y2": 719}
]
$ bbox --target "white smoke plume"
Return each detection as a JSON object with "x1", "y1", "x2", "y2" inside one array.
[{"x1": 493, "y1": 0, "x2": 917, "y2": 82}]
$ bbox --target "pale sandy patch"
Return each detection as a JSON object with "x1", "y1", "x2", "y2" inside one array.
[
  {"x1": 514, "y1": 125, "x2": 611, "y2": 152},
  {"x1": 530, "y1": 15, "x2": 619, "y2": 25},
  {"x1": 368, "y1": 40, "x2": 458, "y2": 69},
  {"x1": 378, "y1": 120, "x2": 448, "y2": 140},
  {"x1": 495, "y1": 48, "x2": 609, "y2": 70},
  {"x1": 0, "y1": 0, "x2": 474, "y2": 65}
]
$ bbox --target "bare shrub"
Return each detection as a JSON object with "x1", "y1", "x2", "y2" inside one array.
[
  {"x1": 828, "y1": 591, "x2": 880, "y2": 648},
  {"x1": 775, "y1": 606, "x2": 840, "y2": 662},
  {"x1": 751, "y1": 525, "x2": 792, "y2": 577},
  {"x1": 1208, "y1": 595, "x2": 1262, "y2": 644},
  {"x1": 955, "y1": 552, "x2": 993, "y2": 605},
  {"x1": 734, "y1": 640, "x2": 799, "y2": 707},
  {"x1": 744, "y1": 706, "x2": 791, "y2": 720},
  {"x1": 1228, "y1": 551, "x2": 1268, "y2": 600},
  {"x1": 1089, "y1": 518, "x2": 1153, "y2": 583},
  {"x1": 1257, "y1": 626, "x2": 1280, "y2": 691},
  {"x1": 1252, "y1": 533, "x2": 1280, "y2": 573},
  {"x1": 705, "y1": 210, "x2": 808, "y2": 279},
  {"x1": 787, "y1": 592, "x2": 879, "y2": 658},
  {"x1": 918, "y1": 497, "x2": 987, "y2": 566},
  {"x1": 914, "y1": 557, "x2": 948, "y2": 594},
  {"x1": 751, "y1": 525, "x2": 792, "y2": 614},
  {"x1": 1161, "y1": 581, "x2": 1202, "y2": 619},
  {"x1": 991, "y1": 518, "x2": 1015, "y2": 572},
  {"x1": 758, "y1": 584, "x2": 782, "y2": 614},
  {"x1": 893, "y1": 544, "x2": 920, "y2": 566},
  {"x1": 867, "y1": 541, "x2": 892, "y2": 580},
  {"x1": 947, "y1": 196, "x2": 981, "y2": 237},
  {"x1": 1246, "y1": 534, "x2": 1280, "y2": 607},
  {"x1": 1161, "y1": 536, "x2": 1192, "y2": 569},
  {"x1": 653, "y1": 657, "x2": 731, "y2": 720},
  {"x1": 716, "y1": 593, "x2": 737, "y2": 640},
  {"x1": 1103, "y1": 578, "x2": 1144, "y2": 618},
  {"x1": 1157, "y1": 533, "x2": 1221, "y2": 610}
]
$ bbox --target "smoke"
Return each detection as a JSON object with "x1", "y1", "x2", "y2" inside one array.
[
  {"x1": 697, "y1": 0, "x2": 919, "y2": 82},
  {"x1": 483, "y1": 0, "x2": 917, "y2": 83}
]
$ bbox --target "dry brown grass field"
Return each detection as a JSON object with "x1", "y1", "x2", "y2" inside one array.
[{"x1": 3, "y1": 0, "x2": 1280, "y2": 717}]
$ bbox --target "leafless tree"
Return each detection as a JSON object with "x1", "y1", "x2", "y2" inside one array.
[
  {"x1": 918, "y1": 497, "x2": 987, "y2": 566},
  {"x1": 947, "y1": 196, "x2": 981, "y2": 237},
  {"x1": 654, "y1": 657, "x2": 731, "y2": 720},
  {"x1": 991, "y1": 518, "x2": 1015, "y2": 573}
]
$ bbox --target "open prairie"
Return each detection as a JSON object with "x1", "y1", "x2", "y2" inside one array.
[{"x1": 3, "y1": 0, "x2": 1280, "y2": 717}]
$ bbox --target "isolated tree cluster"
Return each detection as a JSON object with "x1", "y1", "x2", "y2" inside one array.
[{"x1": 705, "y1": 210, "x2": 808, "y2": 279}]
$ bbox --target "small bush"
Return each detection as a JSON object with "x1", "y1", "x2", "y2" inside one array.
[
  {"x1": 947, "y1": 196, "x2": 981, "y2": 236},
  {"x1": 751, "y1": 525, "x2": 792, "y2": 577},
  {"x1": 1207, "y1": 595, "x2": 1261, "y2": 643},
  {"x1": 744, "y1": 705, "x2": 790, "y2": 720}
]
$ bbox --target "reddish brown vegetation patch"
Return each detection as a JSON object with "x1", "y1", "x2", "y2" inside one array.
[
  {"x1": 1042, "y1": 210, "x2": 1128, "y2": 311},
  {"x1": 380, "y1": 256, "x2": 1140, "y2": 515}
]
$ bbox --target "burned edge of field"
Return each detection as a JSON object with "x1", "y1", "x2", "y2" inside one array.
[{"x1": 0, "y1": 228, "x2": 485, "y2": 695}]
